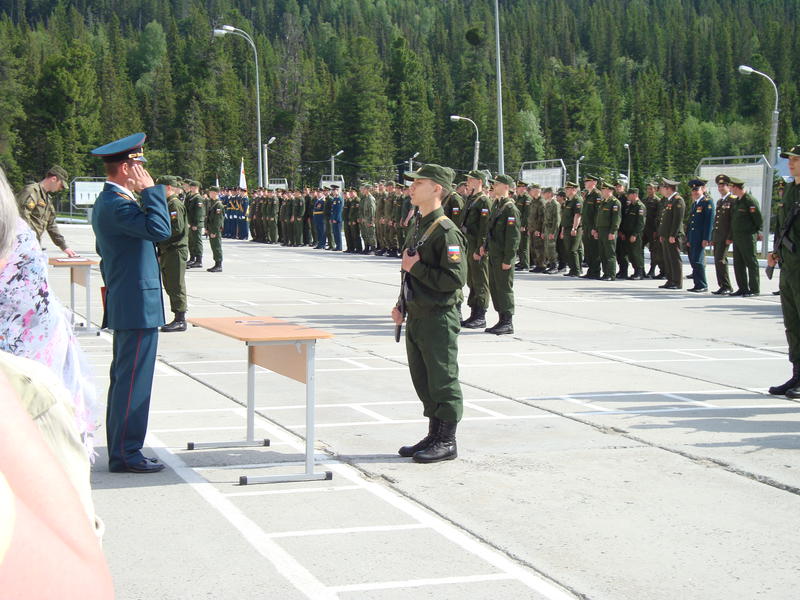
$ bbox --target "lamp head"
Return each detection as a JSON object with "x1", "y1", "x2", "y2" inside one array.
[
  {"x1": 411, "y1": 152, "x2": 420, "y2": 160},
  {"x1": 267, "y1": 136, "x2": 276, "y2": 145},
  {"x1": 624, "y1": 143, "x2": 630, "y2": 149},
  {"x1": 222, "y1": 25, "x2": 235, "y2": 32},
  {"x1": 334, "y1": 150, "x2": 344, "y2": 157},
  {"x1": 578, "y1": 155, "x2": 585, "y2": 162},
  {"x1": 450, "y1": 115, "x2": 461, "y2": 122},
  {"x1": 738, "y1": 65, "x2": 754, "y2": 75},
  {"x1": 213, "y1": 28, "x2": 227, "y2": 37}
]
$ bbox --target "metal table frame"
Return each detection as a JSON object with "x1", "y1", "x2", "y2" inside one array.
[{"x1": 49, "y1": 259, "x2": 100, "y2": 336}]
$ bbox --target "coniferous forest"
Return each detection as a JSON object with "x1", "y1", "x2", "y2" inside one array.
[{"x1": 0, "y1": 0, "x2": 797, "y2": 191}]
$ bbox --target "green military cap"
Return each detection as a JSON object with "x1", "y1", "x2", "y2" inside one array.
[
  {"x1": 598, "y1": 179, "x2": 614, "y2": 190},
  {"x1": 90, "y1": 132, "x2": 148, "y2": 163},
  {"x1": 175, "y1": 175, "x2": 185, "y2": 183},
  {"x1": 627, "y1": 187, "x2": 639, "y2": 195},
  {"x1": 527, "y1": 182, "x2": 541, "y2": 189},
  {"x1": 208, "y1": 185, "x2": 220, "y2": 192},
  {"x1": 780, "y1": 145, "x2": 800, "y2": 158},
  {"x1": 516, "y1": 180, "x2": 527, "y2": 187},
  {"x1": 659, "y1": 177, "x2": 680, "y2": 187},
  {"x1": 557, "y1": 189, "x2": 567, "y2": 197},
  {"x1": 729, "y1": 176, "x2": 745, "y2": 187},
  {"x1": 490, "y1": 174, "x2": 516, "y2": 186},
  {"x1": 647, "y1": 180, "x2": 659, "y2": 188},
  {"x1": 541, "y1": 186, "x2": 553, "y2": 194},
  {"x1": 47, "y1": 165, "x2": 69, "y2": 184},
  {"x1": 583, "y1": 174, "x2": 599, "y2": 182},
  {"x1": 715, "y1": 174, "x2": 732, "y2": 185},
  {"x1": 156, "y1": 175, "x2": 179, "y2": 186},
  {"x1": 466, "y1": 169, "x2": 488, "y2": 184},
  {"x1": 564, "y1": 180, "x2": 578, "y2": 188},
  {"x1": 687, "y1": 177, "x2": 707, "y2": 188},
  {"x1": 404, "y1": 163, "x2": 454, "y2": 189},
  {"x1": 611, "y1": 178, "x2": 624, "y2": 186}
]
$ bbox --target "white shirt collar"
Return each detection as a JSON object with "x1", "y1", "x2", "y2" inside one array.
[{"x1": 106, "y1": 180, "x2": 134, "y2": 199}]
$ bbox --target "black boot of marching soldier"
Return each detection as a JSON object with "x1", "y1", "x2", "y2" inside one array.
[{"x1": 413, "y1": 421, "x2": 457, "y2": 463}]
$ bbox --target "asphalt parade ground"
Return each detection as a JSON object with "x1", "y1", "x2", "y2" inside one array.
[{"x1": 49, "y1": 224, "x2": 799, "y2": 600}]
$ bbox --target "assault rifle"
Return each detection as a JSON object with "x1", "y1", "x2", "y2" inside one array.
[
  {"x1": 395, "y1": 248, "x2": 416, "y2": 342},
  {"x1": 767, "y1": 200, "x2": 800, "y2": 279}
]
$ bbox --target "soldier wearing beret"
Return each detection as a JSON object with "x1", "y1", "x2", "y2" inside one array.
[
  {"x1": 392, "y1": 164, "x2": 467, "y2": 463},
  {"x1": 15, "y1": 166, "x2": 77, "y2": 257},
  {"x1": 730, "y1": 177, "x2": 762, "y2": 296},
  {"x1": 205, "y1": 186, "x2": 224, "y2": 272},
  {"x1": 711, "y1": 174, "x2": 735, "y2": 294},
  {"x1": 460, "y1": 170, "x2": 493, "y2": 328},
  {"x1": 657, "y1": 178, "x2": 686, "y2": 289},
  {"x1": 686, "y1": 178, "x2": 715, "y2": 292},
  {"x1": 155, "y1": 175, "x2": 189, "y2": 332},
  {"x1": 595, "y1": 180, "x2": 622, "y2": 280}
]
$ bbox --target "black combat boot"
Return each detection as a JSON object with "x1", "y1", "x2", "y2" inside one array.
[
  {"x1": 188, "y1": 257, "x2": 203, "y2": 269},
  {"x1": 544, "y1": 263, "x2": 558, "y2": 274},
  {"x1": 375, "y1": 247, "x2": 385, "y2": 256},
  {"x1": 769, "y1": 363, "x2": 800, "y2": 396},
  {"x1": 629, "y1": 269, "x2": 644, "y2": 280},
  {"x1": 161, "y1": 311, "x2": 187, "y2": 333},
  {"x1": 207, "y1": 261, "x2": 222, "y2": 272},
  {"x1": 485, "y1": 312, "x2": 513, "y2": 335},
  {"x1": 398, "y1": 417, "x2": 441, "y2": 457},
  {"x1": 186, "y1": 256, "x2": 196, "y2": 267},
  {"x1": 413, "y1": 420, "x2": 458, "y2": 463},
  {"x1": 461, "y1": 308, "x2": 486, "y2": 329}
]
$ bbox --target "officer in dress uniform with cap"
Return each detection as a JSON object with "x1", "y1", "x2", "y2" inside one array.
[
  {"x1": 90, "y1": 133, "x2": 171, "y2": 473},
  {"x1": 686, "y1": 178, "x2": 715, "y2": 292},
  {"x1": 711, "y1": 174, "x2": 735, "y2": 294},
  {"x1": 657, "y1": 177, "x2": 686, "y2": 289}
]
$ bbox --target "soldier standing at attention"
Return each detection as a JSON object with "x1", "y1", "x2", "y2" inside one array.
[
  {"x1": 155, "y1": 176, "x2": 189, "y2": 332},
  {"x1": 620, "y1": 188, "x2": 646, "y2": 279},
  {"x1": 514, "y1": 181, "x2": 531, "y2": 271},
  {"x1": 561, "y1": 181, "x2": 583, "y2": 276},
  {"x1": 481, "y1": 174, "x2": 520, "y2": 334},
  {"x1": 205, "y1": 186, "x2": 224, "y2": 272},
  {"x1": 541, "y1": 187, "x2": 561, "y2": 273},
  {"x1": 185, "y1": 180, "x2": 205, "y2": 269},
  {"x1": 729, "y1": 177, "x2": 763, "y2": 296},
  {"x1": 303, "y1": 187, "x2": 314, "y2": 246},
  {"x1": 686, "y1": 178, "x2": 714, "y2": 292},
  {"x1": 711, "y1": 174, "x2": 735, "y2": 295},
  {"x1": 657, "y1": 178, "x2": 686, "y2": 290},
  {"x1": 643, "y1": 182, "x2": 662, "y2": 278},
  {"x1": 15, "y1": 165, "x2": 77, "y2": 257},
  {"x1": 360, "y1": 183, "x2": 377, "y2": 254},
  {"x1": 582, "y1": 175, "x2": 601, "y2": 279},
  {"x1": 442, "y1": 180, "x2": 465, "y2": 228},
  {"x1": 613, "y1": 179, "x2": 630, "y2": 278},
  {"x1": 528, "y1": 184, "x2": 546, "y2": 272},
  {"x1": 595, "y1": 180, "x2": 622, "y2": 281},
  {"x1": 312, "y1": 190, "x2": 326, "y2": 249},
  {"x1": 330, "y1": 185, "x2": 343, "y2": 251},
  {"x1": 460, "y1": 170, "x2": 493, "y2": 329},
  {"x1": 392, "y1": 164, "x2": 467, "y2": 463}
]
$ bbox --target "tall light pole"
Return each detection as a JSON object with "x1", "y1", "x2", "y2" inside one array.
[
  {"x1": 214, "y1": 25, "x2": 263, "y2": 187},
  {"x1": 407, "y1": 151, "x2": 419, "y2": 172},
  {"x1": 450, "y1": 115, "x2": 480, "y2": 171},
  {"x1": 623, "y1": 143, "x2": 631, "y2": 186},
  {"x1": 330, "y1": 149, "x2": 343, "y2": 180},
  {"x1": 739, "y1": 64, "x2": 778, "y2": 255},
  {"x1": 263, "y1": 136, "x2": 276, "y2": 188},
  {"x1": 493, "y1": 0, "x2": 505, "y2": 174},
  {"x1": 576, "y1": 155, "x2": 585, "y2": 184}
]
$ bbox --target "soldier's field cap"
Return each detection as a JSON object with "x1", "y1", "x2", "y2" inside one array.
[
  {"x1": 598, "y1": 179, "x2": 614, "y2": 190},
  {"x1": 780, "y1": 145, "x2": 800, "y2": 158},
  {"x1": 583, "y1": 174, "x2": 599, "y2": 182},
  {"x1": 557, "y1": 189, "x2": 567, "y2": 197},
  {"x1": 729, "y1": 176, "x2": 746, "y2": 187},
  {"x1": 404, "y1": 164, "x2": 454, "y2": 189},
  {"x1": 528, "y1": 182, "x2": 541, "y2": 189},
  {"x1": 647, "y1": 180, "x2": 659, "y2": 188},
  {"x1": 209, "y1": 185, "x2": 220, "y2": 192},
  {"x1": 564, "y1": 180, "x2": 578, "y2": 188},
  {"x1": 329, "y1": 183, "x2": 340, "y2": 189},
  {"x1": 627, "y1": 187, "x2": 639, "y2": 195},
  {"x1": 466, "y1": 169, "x2": 487, "y2": 184},
  {"x1": 47, "y1": 165, "x2": 68, "y2": 184},
  {"x1": 659, "y1": 177, "x2": 680, "y2": 187},
  {"x1": 156, "y1": 175, "x2": 178, "y2": 186},
  {"x1": 715, "y1": 174, "x2": 732, "y2": 185},
  {"x1": 688, "y1": 177, "x2": 707, "y2": 188},
  {"x1": 90, "y1": 132, "x2": 147, "y2": 163},
  {"x1": 542, "y1": 186, "x2": 553, "y2": 194},
  {"x1": 490, "y1": 174, "x2": 516, "y2": 186}
]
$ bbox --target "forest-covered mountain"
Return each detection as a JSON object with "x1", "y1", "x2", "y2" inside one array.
[{"x1": 0, "y1": 0, "x2": 796, "y2": 190}]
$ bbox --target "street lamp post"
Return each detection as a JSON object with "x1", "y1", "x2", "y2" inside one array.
[
  {"x1": 407, "y1": 152, "x2": 419, "y2": 173},
  {"x1": 263, "y1": 136, "x2": 276, "y2": 188},
  {"x1": 450, "y1": 115, "x2": 480, "y2": 171},
  {"x1": 493, "y1": 0, "x2": 505, "y2": 174},
  {"x1": 739, "y1": 64, "x2": 779, "y2": 255},
  {"x1": 624, "y1": 143, "x2": 631, "y2": 186},
  {"x1": 330, "y1": 149, "x2": 343, "y2": 181},
  {"x1": 214, "y1": 25, "x2": 263, "y2": 187},
  {"x1": 576, "y1": 155, "x2": 585, "y2": 184}
]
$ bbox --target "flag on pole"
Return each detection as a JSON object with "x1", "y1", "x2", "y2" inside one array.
[
  {"x1": 239, "y1": 158, "x2": 248, "y2": 191},
  {"x1": 215, "y1": 174, "x2": 220, "y2": 188}
]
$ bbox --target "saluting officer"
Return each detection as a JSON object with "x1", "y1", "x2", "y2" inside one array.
[
  {"x1": 686, "y1": 178, "x2": 715, "y2": 292},
  {"x1": 15, "y1": 165, "x2": 77, "y2": 257},
  {"x1": 730, "y1": 177, "x2": 763, "y2": 296},
  {"x1": 657, "y1": 177, "x2": 686, "y2": 290},
  {"x1": 712, "y1": 174, "x2": 735, "y2": 294}
]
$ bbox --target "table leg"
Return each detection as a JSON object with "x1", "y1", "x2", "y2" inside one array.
[
  {"x1": 69, "y1": 268, "x2": 76, "y2": 326},
  {"x1": 85, "y1": 267, "x2": 92, "y2": 329},
  {"x1": 305, "y1": 341, "x2": 315, "y2": 475},
  {"x1": 247, "y1": 345, "x2": 255, "y2": 442}
]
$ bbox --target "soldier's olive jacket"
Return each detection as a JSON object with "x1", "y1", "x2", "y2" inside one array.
[
  {"x1": 443, "y1": 191, "x2": 465, "y2": 227},
  {"x1": 644, "y1": 195, "x2": 660, "y2": 233},
  {"x1": 293, "y1": 196, "x2": 305, "y2": 219},
  {"x1": 621, "y1": 198, "x2": 646, "y2": 236},
  {"x1": 713, "y1": 193, "x2": 734, "y2": 242},
  {"x1": 515, "y1": 193, "x2": 531, "y2": 229},
  {"x1": 596, "y1": 195, "x2": 622, "y2": 230},
  {"x1": 158, "y1": 194, "x2": 188, "y2": 252},
  {"x1": 731, "y1": 192, "x2": 762, "y2": 237},
  {"x1": 582, "y1": 189, "x2": 600, "y2": 230},
  {"x1": 657, "y1": 193, "x2": 686, "y2": 238},
  {"x1": 462, "y1": 192, "x2": 492, "y2": 250},
  {"x1": 349, "y1": 195, "x2": 361, "y2": 222},
  {"x1": 528, "y1": 195, "x2": 545, "y2": 231},
  {"x1": 206, "y1": 198, "x2": 225, "y2": 234},
  {"x1": 561, "y1": 195, "x2": 582, "y2": 233},
  {"x1": 361, "y1": 193, "x2": 376, "y2": 223},
  {"x1": 402, "y1": 207, "x2": 467, "y2": 317},
  {"x1": 776, "y1": 182, "x2": 800, "y2": 267},
  {"x1": 186, "y1": 192, "x2": 205, "y2": 227},
  {"x1": 543, "y1": 198, "x2": 561, "y2": 235},
  {"x1": 486, "y1": 197, "x2": 521, "y2": 263},
  {"x1": 342, "y1": 197, "x2": 351, "y2": 222},
  {"x1": 15, "y1": 182, "x2": 67, "y2": 250}
]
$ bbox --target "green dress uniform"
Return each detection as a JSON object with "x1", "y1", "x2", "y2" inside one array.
[
  {"x1": 776, "y1": 180, "x2": 800, "y2": 379},
  {"x1": 461, "y1": 192, "x2": 493, "y2": 315},
  {"x1": 206, "y1": 197, "x2": 224, "y2": 268},
  {"x1": 349, "y1": 194, "x2": 363, "y2": 252},
  {"x1": 360, "y1": 192, "x2": 377, "y2": 252},
  {"x1": 621, "y1": 198, "x2": 646, "y2": 277},
  {"x1": 374, "y1": 191, "x2": 386, "y2": 252},
  {"x1": 157, "y1": 193, "x2": 188, "y2": 315},
  {"x1": 443, "y1": 190, "x2": 465, "y2": 228},
  {"x1": 186, "y1": 192, "x2": 205, "y2": 264},
  {"x1": 731, "y1": 191, "x2": 762, "y2": 295},
  {"x1": 712, "y1": 192, "x2": 734, "y2": 292},
  {"x1": 15, "y1": 183, "x2": 69, "y2": 251},
  {"x1": 596, "y1": 194, "x2": 622, "y2": 279},
  {"x1": 294, "y1": 194, "x2": 307, "y2": 247},
  {"x1": 515, "y1": 192, "x2": 532, "y2": 270},
  {"x1": 644, "y1": 192, "x2": 662, "y2": 276},
  {"x1": 265, "y1": 195, "x2": 278, "y2": 243},
  {"x1": 561, "y1": 194, "x2": 583, "y2": 275},
  {"x1": 582, "y1": 188, "x2": 601, "y2": 277},
  {"x1": 658, "y1": 192, "x2": 686, "y2": 288},
  {"x1": 485, "y1": 196, "x2": 521, "y2": 320},
  {"x1": 342, "y1": 195, "x2": 352, "y2": 250},
  {"x1": 528, "y1": 193, "x2": 546, "y2": 270},
  {"x1": 542, "y1": 196, "x2": 561, "y2": 270}
]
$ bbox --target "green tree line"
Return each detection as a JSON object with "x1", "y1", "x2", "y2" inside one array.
[{"x1": 0, "y1": 0, "x2": 796, "y2": 191}]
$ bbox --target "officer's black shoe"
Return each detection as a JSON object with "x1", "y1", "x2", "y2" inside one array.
[
  {"x1": 514, "y1": 264, "x2": 526, "y2": 271},
  {"x1": 544, "y1": 264, "x2": 558, "y2": 274},
  {"x1": 654, "y1": 272, "x2": 666, "y2": 280},
  {"x1": 616, "y1": 271, "x2": 627, "y2": 279},
  {"x1": 787, "y1": 384, "x2": 800, "y2": 400},
  {"x1": 664, "y1": 284, "x2": 679, "y2": 289},
  {"x1": 207, "y1": 262, "x2": 222, "y2": 272},
  {"x1": 688, "y1": 286, "x2": 708, "y2": 292},
  {"x1": 190, "y1": 260, "x2": 203, "y2": 268},
  {"x1": 461, "y1": 308, "x2": 486, "y2": 329},
  {"x1": 399, "y1": 417, "x2": 441, "y2": 457},
  {"x1": 630, "y1": 271, "x2": 644, "y2": 280},
  {"x1": 658, "y1": 282, "x2": 672, "y2": 289},
  {"x1": 729, "y1": 289, "x2": 745, "y2": 296},
  {"x1": 186, "y1": 256, "x2": 196, "y2": 267},
  {"x1": 600, "y1": 275, "x2": 615, "y2": 281},
  {"x1": 769, "y1": 364, "x2": 800, "y2": 396},
  {"x1": 161, "y1": 312, "x2": 187, "y2": 333},
  {"x1": 375, "y1": 248, "x2": 385, "y2": 256},
  {"x1": 557, "y1": 263, "x2": 567, "y2": 272},
  {"x1": 744, "y1": 292, "x2": 759, "y2": 297},
  {"x1": 485, "y1": 312, "x2": 513, "y2": 335},
  {"x1": 532, "y1": 266, "x2": 546, "y2": 273},
  {"x1": 413, "y1": 421, "x2": 457, "y2": 463},
  {"x1": 773, "y1": 290, "x2": 781, "y2": 296},
  {"x1": 564, "y1": 271, "x2": 579, "y2": 277}
]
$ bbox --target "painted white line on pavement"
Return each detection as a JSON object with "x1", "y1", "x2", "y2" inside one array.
[
  {"x1": 349, "y1": 405, "x2": 393, "y2": 422},
  {"x1": 464, "y1": 401, "x2": 508, "y2": 418},
  {"x1": 224, "y1": 485, "x2": 361, "y2": 498},
  {"x1": 560, "y1": 395, "x2": 614, "y2": 412},
  {"x1": 328, "y1": 573, "x2": 515, "y2": 593},
  {"x1": 661, "y1": 392, "x2": 717, "y2": 408},
  {"x1": 146, "y1": 433, "x2": 336, "y2": 600},
  {"x1": 266, "y1": 523, "x2": 428, "y2": 539},
  {"x1": 288, "y1": 414, "x2": 556, "y2": 429}
]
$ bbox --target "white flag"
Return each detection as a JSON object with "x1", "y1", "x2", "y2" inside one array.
[
  {"x1": 239, "y1": 158, "x2": 248, "y2": 191},
  {"x1": 215, "y1": 174, "x2": 220, "y2": 188}
]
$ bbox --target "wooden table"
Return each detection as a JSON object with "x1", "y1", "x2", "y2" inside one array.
[
  {"x1": 187, "y1": 316, "x2": 334, "y2": 485},
  {"x1": 48, "y1": 257, "x2": 100, "y2": 336}
]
